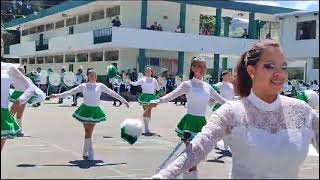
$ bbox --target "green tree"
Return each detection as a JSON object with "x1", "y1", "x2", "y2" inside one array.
[{"x1": 199, "y1": 14, "x2": 215, "y2": 34}]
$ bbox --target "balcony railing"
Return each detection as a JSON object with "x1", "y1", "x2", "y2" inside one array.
[
  {"x1": 93, "y1": 27, "x2": 112, "y2": 44},
  {"x1": 4, "y1": 46, "x2": 10, "y2": 54},
  {"x1": 36, "y1": 39, "x2": 49, "y2": 51}
]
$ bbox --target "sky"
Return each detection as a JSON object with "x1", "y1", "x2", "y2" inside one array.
[{"x1": 238, "y1": 1, "x2": 319, "y2": 11}]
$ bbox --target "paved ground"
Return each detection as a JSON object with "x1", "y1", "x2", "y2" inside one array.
[{"x1": 1, "y1": 99, "x2": 319, "y2": 179}]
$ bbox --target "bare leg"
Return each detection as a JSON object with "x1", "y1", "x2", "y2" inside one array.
[
  {"x1": 82, "y1": 123, "x2": 96, "y2": 160},
  {"x1": 1, "y1": 139, "x2": 6, "y2": 152}
]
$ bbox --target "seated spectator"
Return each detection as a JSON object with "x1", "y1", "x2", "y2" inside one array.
[
  {"x1": 175, "y1": 25, "x2": 181, "y2": 33},
  {"x1": 111, "y1": 16, "x2": 121, "y2": 27},
  {"x1": 242, "y1": 28, "x2": 248, "y2": 38},
  {"x1": 157, "y1": 24, "x2": 163, "y2": 31},
  {"x1": 150, "y1": 22, "x2": 158, "y2": 30}
]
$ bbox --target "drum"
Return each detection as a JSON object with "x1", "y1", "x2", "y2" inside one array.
[
  {"x1": 138, "y1": 73, "x2": 144, "y2": 80},
  {"x1": 175, "y1": 76, "x2": 182, "y2": 86},
  {"x1": 40, "y1": 70, "x2": 48, "y2": 84},
  {"x1": 63, "y1": 72, "x2": 77, "y2": 87},
  {"x1": 48, "y1": 72, "x2": 61, "y2": 87}
]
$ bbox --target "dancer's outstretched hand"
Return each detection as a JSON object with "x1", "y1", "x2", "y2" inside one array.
[
  {"x1": 151, "y1": 174, "x2": 164, "y2": 179},
  {"x1": 123, "y1": 101, "x2": 129, "y2": 108},
  {"x1": 49, "y1": 94, "x2": 57, "y2": 99}
]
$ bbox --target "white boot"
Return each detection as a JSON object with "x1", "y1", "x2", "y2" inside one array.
[
  {"x1": 183, "y1": 170, "x2": 198, "y2": 179},
  {"x1": 87, "y1": 139, "x2": 94, "y2": 160},
  {"x1": 83, "y1": 138, "x2": 89, "y2": 159},
  {"x1": 16, "y1": 119, "x2": 24, "y2": 137},
  {"x1": 143, "y1": 117, "x2": 150, "y2": 134}
]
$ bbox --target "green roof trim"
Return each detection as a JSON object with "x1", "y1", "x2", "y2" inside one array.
[
  {"x1": 165, "y1": 0, "x2": 298, "y2": 15},
  {"x1": 4, "y1": 0, "x2": 95, "y2": 28}
]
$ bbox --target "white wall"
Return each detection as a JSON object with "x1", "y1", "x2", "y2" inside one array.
[
  {"x1": 118, "y1": 48, "x2": 139, "y2": 71},
  {"x1": 112, "y1": 27, "x2": 256, "y2": 54},
  {"x1": 120, "y1": 1, "x2": 141, "y2": 29},
  {"x1": 146, "y1": 1, "x2": 180, "y2": 32},
  {"x1": 279, "y1": 13, "x2": 319, "y2": 58}
]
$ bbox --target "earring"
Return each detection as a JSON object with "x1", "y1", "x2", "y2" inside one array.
[{"x1": 250, "y1": 75, "x2": 254, "y2": 79}]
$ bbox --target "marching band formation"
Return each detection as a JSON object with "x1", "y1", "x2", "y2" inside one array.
[{"x1": 2, "y1": 34, "x2": 319, "y2": 179}]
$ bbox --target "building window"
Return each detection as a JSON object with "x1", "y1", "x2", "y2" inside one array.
[
  {"x1": 77, "y1": 53, "x2": 88, "y2": 62},
  {"x1": 37, "y1": 25, "x2": 45, "y2": 33},
  {"x1": 90, "y1": 51, "x2": 103, "y2": 61},
  {"x1": 29, "y1": 27, "x2": 37, "y2": 34},
  {"x1": 296, "y1": 20, "x2": 316, "y2": 40},
  {"x1": 104, "y1": 50, "x2": 119, "y2": 61},
  {"x1": 91, "y1": 10, "x2": 104, "y2": 21},
  {"x1": 106, "y1": 6, "x2": 120, "y2": 18},
  {"x1": 313, "y1": 57, "x2": 319, "y2": 69},
  {"x1": 54, "y1": 55, "x2": 63, "y2": 63},
  {"x1": 22, "y1": 29, "x2": 29, "y2": 36},
  {"x1": 69, "y1": 26, "x2": 74, "y2": 35},
  {"x1": 55, "y1": 20, "x2": 65, "y2": 29},
  {"x1": 66, "y1": 17, "x2": 76, "y2": 26},
  {"x1": 45, "y1": 23, "x2": 54, "y2": 31},
  {"x1": 45, "y1": 56, "x2": 54, "y2": 63},
  {"x1": 65, "y1": 54, "x2": 75, "y2": 62},
  {"x1": 29, "y1": 57, "x2": 35, "y2": 64},
  {"x1": 21, "y1": 58, "x2": 28, "y2": 64},
  {"x1": 36, "y1": 57, "x2": 45, "y2": 64},
  {"x1": 78, "y1": 14, "x2": 89, "y2": 24}
]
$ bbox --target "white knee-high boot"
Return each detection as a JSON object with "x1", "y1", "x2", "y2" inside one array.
[
  {"x1": 84, "y1": 138, "x2": 94, "y2": 160},
  {"x1": 143, "y1": 117, "x2": 150, "y2": 133},
  {"x1": 183, "y1": 169, "x2": 198, "y2": 179}
]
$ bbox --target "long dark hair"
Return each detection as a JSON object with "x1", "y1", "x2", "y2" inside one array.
[
  {"x1": 189, "y1": 57, "x2": 205, "y2": 79},
  {"x1": 235, "y1": 39, "x2": 280, "y2": 97}
]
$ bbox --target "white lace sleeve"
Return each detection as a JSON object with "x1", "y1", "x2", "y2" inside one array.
[
  {"x1": 311, "y1": 109, "x2": 319, "y2": 153},
  {"x1": 8, "y1": 66, "x2": 35, "y2": 104},
  {"x1": 100, "y1": 83, "x2": 128, "y2": 104},
  {"x1": 53, "y1": 84, "x2": 83, "y2": 98},
  {"x1": 130, "y1": 78, "x2": 143, "y2": 86},
  {"x1": 209, "y1": 86, "x2": 227, "y2": 104},
  {"x1": 154, "y1": 78, "x2": 160, "y2": 91},
  {"x1": 156, "y1": 102, "x2": 234, "y2": 178},
  {"x1": 159, "y1": 81, "x2": 190, "y2": 104}
]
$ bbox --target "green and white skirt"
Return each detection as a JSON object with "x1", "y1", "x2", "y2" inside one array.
[
  {"x1": 72, "y1": 104, "x2": 106, "y2": 124},
  {"x1": 138, "y1": 93, "x2": 158, "y2": 105},
  {"x1": 175, "y1": 114, "x2": 207, "y2": 139},
  {"x1": 1, "y1": 108, "x2": 21, "y2": 139},
  {"x1": 9, "y1": 91, "x2": 35, "y2": 104}
]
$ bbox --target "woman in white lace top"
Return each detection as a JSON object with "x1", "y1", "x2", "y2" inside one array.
[
  {"x1": 151, "y1": 57, "x2": 227, "y2": 178},
  {"x1": 152, "y1": 39, "x2": 319, "y2": 179}
]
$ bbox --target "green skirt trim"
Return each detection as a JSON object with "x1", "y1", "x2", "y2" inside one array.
[
  {"x1": 72, "y1": 104, "x2": 106, "y2": 124},
  {"x1": 175, "y1": 114, "x2": 206, "y2": 139},
  {"x1": 1, "y1": 108, "x2": 21, "y2": 139},
  {"x1": 9, "y1": 91, "x2": 36, "y2": 104},
  {"x1": 138, "y1": 93, "x2": 158, "y2": 105}
]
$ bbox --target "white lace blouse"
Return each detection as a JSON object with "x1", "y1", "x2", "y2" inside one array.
[
  {"x1": 53, "y1": 83, "x2": 127, "y2": 107},
  {"x1": 159, "y1": 78, "x2": 226, "y2": 117},
  {"x1": 155, "y1": 90, "x2": 319, "y2": 179},
  {"x1": 130, "y1": 77, "x2": 160, "y2": 94},
  {"x1": 1, "y1": 64, "x2": 35, "y2": 108}
]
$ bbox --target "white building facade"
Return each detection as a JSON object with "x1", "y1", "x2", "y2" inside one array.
[
  {"x1": 4, "y1": 0, "x2": 298, "y2": 82},
  {"x1": 276, "y1": 11, "x2": 319, "y2": 81}
]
